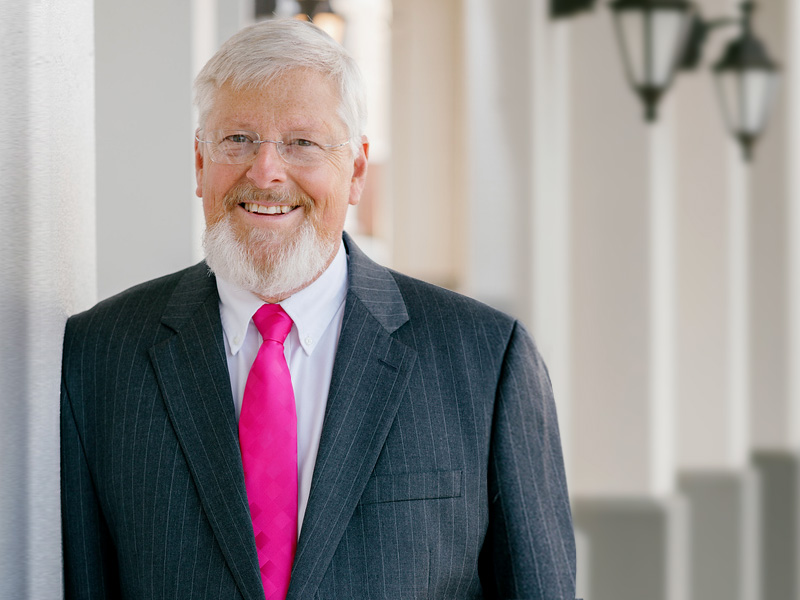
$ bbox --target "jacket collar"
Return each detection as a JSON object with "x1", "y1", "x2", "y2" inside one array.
[{"x1": 342, "y1": 231, "x2": 409, "y2": 334}]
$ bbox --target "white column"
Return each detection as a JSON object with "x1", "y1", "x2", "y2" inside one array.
[
  {"x1": 567, "y1": 8, "x2": 688, "y2": 600},
  {"x1": 671, "y1": 4, "x2": 759, "y2": 599},
  {"x1": 390, "y1": 0, "x2": 465, "y2": 289},
  {"x1": 95, "y1": 0, "x2": 199, "y2": 299},
  {"x1": 529, "y1": 6, "x2": 584, "y2": 594},
  {"x1": 0, "y1": 2, "x2": 96, "y2": 598},
  {"x1": 335, "y1": 0, "x2": 393, "y2": 264},
  {"x1": 788, "y1": 0, "x2": 800, "y2": 455},
  {"x1": 530, "y1": 5, "x2": 572, "y2": 470},
  {"x1": 218, "y1": 0, "x2": 252, "y2": 45},
  {"x1": 460, "y1": 0, "x2": 537, "y2": 318},
  {"x1": 749, "y1": 1, "x2": 800, "y2": 597},
  {"x1": 569, "y1": 17, "x2": 676, "y2": 501},
  {"x1": 750, "y1": 0, "x2": 800, "y2": 453},
  {"x1": 675, "y1": 0, "x2": 750, "y2": 474}
]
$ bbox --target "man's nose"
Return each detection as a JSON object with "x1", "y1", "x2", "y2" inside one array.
[{"x1": 246, "y1": 141, "x2": 288, "y2": 188}]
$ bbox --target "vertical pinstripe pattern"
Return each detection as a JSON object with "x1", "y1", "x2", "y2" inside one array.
[
  {"x1": 62, "y1": 267, "x2": 260, "y2": 600},
  {"x1": 61, "y1": 233, "x2": 576, "y2": 599}
]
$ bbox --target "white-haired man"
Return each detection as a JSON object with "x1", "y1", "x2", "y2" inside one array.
[{"x1": 61, "y1": 19, "x2": 577, "y2": 600}]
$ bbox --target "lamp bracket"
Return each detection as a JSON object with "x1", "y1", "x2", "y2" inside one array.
[
  {"x1": 678, "y1": 1, "x2": 761, "y2": 70},
  {"x1": 297, "y1": 0, "x2": 321, "y2": 19},
  {"x1": 550, "y1": 0, "x2": 597, "y2": 19}
]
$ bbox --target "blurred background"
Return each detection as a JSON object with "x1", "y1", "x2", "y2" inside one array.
[{"x1": 1, "y1": 0, "x2": 798, "y2": 598}]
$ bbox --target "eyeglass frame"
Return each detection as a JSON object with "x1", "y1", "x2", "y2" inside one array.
[{"x1": 195, "y1": 129, "x2": 351, "y2": 166}]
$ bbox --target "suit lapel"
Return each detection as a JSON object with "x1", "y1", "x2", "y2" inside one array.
[
  {"x1": 148, "y1": 263, "x2": 264, "y2": 600},
  {"x1": 287, "y1": 235, "x2": 417, "y2": 599}
]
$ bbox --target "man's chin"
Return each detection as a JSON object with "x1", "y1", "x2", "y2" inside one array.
[{"x1": 203, "y1": 215, "x2": 338, "y2": 299}]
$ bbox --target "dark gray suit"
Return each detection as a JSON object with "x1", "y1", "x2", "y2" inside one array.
[{"x1": 61, "y1": 233, "x2": 576, "y2": 599}]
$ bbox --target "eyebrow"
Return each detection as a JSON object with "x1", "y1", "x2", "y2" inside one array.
[{"x1": 217, "y1": 115, "x2": 332, "y2": 134}]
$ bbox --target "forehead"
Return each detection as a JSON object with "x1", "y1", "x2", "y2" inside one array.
[{"x1": 207, "y1": 69, "x2": 343, "y2": 134}]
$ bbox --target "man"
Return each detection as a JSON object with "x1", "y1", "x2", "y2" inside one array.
[{"x1": 61, "y1": 18, "x2": 577, "y2": 600}]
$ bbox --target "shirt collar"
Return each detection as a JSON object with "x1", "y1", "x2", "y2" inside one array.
[{"x1": 216, "y1": 240, "x2": 348, "y2": 357}]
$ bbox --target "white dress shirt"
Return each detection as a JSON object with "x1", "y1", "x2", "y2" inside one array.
[{"x1": 215, "y1": 242, "x2": 348, "y2": 536}]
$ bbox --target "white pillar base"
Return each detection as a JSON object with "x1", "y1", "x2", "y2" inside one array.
[
  {"x1": 575, "y1": 528, "x2": 590, "y2": 600},
  {"x1": 752, "y1": 450, "x2": 800, "y2": 599},
  {"x1": 572, "y1": 495, "x2": 689, "y2": 600},
  {"x1": 678, "y1": 468, "x2": 760, "y2": 600}
]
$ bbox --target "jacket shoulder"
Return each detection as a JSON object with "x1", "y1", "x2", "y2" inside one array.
[
  {"x1": 64, "y1": 262, "x2": 210, "y2": 346},
  {"x1": 387, "y1": 269, "x2": 522, "y2": 356},
  {"x1": 389, "y1": 270, "x2": 516, "y2": 327}
]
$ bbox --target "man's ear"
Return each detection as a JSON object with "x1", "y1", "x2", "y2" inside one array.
[
  {"x1": 348, "y1": 136, "x2": 369, "y2": 207},
  {"x1": 194, "y1": 134, "x2": 204, "y2": 198}
]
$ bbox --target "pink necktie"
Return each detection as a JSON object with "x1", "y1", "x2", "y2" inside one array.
[{"x1": 239, "y1": 304, "x2": 297, "y2": 600}]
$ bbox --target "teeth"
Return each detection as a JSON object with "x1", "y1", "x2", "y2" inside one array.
[{"x1": 243, "y1": 203, "x2": 294, "y2": 215}]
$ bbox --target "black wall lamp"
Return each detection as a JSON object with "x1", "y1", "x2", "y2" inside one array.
[
  {"x1": 553, "y1": 1, "x2": 780, "y2": 162},
  {"x1": 610, "y1": 0, "x2": 694, "y2": 122},
  {"x1": 551, "y1": 0, "x2": 597, "y2": 18},
  {"x1": 611, "y1": 1, "x2": 779, "y2": 161},
  {"x1": 255, "y1": 0, "x2": 346, "y2": 44},
  {"x1": 704, "y1": 3, "x2": 779, "y2": 160},
  {"x1": 295, "y1": 1, "x2": 346, "y2": 44}
]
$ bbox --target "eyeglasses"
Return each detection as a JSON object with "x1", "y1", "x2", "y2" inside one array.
[{"x1": 195, "y1": 130, "x2": 350, "y2": 166}]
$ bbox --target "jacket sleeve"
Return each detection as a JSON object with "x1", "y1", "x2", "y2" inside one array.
[
  {"x1": 479, "y1": 321, "x2": 577, "y2": 599},
  {"x1": 61, "y1": 322, "x2": 122, "y2": 599}
]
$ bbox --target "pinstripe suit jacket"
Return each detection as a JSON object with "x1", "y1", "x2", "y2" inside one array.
[{"x1": 61, "y1": 233, "x2": 576, "y2": 599}]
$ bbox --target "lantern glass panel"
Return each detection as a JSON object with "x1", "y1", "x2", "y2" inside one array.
[
  {"x1": 616, "y1": 11, "x2": 645, "y2": 86},
  {"x1": 715, "y1": 69, "x2": 778, "y2": 136},
  {"x1": 650, "y1": 10, "x2": 688, "y2": 86},
  {"x1": 615, "y1": 8, "x2": 689, "y2": 89}
]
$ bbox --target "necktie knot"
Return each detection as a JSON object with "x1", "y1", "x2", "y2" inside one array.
[{"x1": 252, "y1": 304, "x2": 293, "y2": 344}]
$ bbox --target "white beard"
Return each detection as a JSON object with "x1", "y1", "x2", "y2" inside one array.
[{"x1": 202, "y1": 211, "x2": 336, "y2": 300}]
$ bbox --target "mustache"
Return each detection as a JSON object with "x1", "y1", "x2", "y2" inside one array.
[{"x1": 223, "y1": 183, "x2": 313, "y2": 209}]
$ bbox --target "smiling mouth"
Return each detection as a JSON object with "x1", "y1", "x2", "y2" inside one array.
[{"x1": 241, "y1": 203, "x2": 297, "y2": 215}]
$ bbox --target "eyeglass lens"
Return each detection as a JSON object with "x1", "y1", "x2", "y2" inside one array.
[{"x1": 201, "y1": 131, "x2": 345, "y2": 166}]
